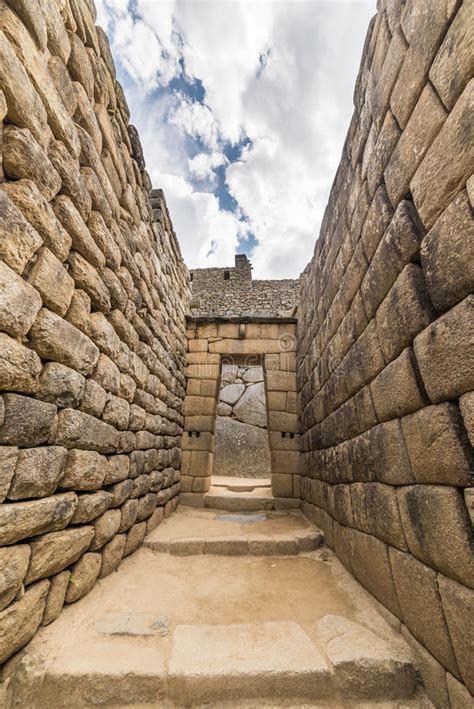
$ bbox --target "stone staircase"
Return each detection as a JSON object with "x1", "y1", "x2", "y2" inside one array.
[{"x1": 6, "y1": 491, "x2": 427, "y2": 708}]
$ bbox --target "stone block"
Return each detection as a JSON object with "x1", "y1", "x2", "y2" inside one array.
[
  {"x1": 90, "y1": 510, "x2": 121, "y2": 551},
  {"x1": 420, "y1": 190, "x2": 474, "y2": 312},
  {"x1": 271, "y1": 474, "x2": 294, "y2": 498},
  {"x1": 376, "y1": 264, "x2": 435, "y2": 364},
  {"x1": 209, "y1": 339, "x2": 283, "y2": 355},
  {"x1": 184, "y1": 415, "x2": 214, "y2": 433},
  {"x1": 361, "y1": 184, "x2": 393, "y2": 261},
  {"x1": 265, "y1": 370, "x2": 297, "y2": 392},
  {"x1": 414, "y1": 296, "x2": 474, "y2": 403},
  {"x1": 181, "y1": 450, "x2": 212, "y2": 478},
  {"x1": 370, "y1": 28, "x2": 407, "y2": 133},
  {"x1": 30, "y1": 308, "x2": 99, "y2": 376},
  {"x1": 0, "y1": 546, "x2": 30, "y2": 612},
  {"x1": 0, "y1": 393, "x2": 56, "y2": 446},
  {"x1": 186, "y1": 364, "x2": 219, "y2": 380},
  {"x1": 118, "y1": 499, "x2": 139, "y2": 533},
  {"x1": 37, "y1": 362, "x2": 85, "y2": 408},
  {"x1": 268, "y1": 411, "x2": 298, "y2": 433},
  {"x1": 390, "y1": 548, "x2": 459, "y2": 676},
  {"x1": 438, "y1": 574, "x2": 474, "y2": 693},
  {"x1": 361, "y1": 200, "x2": 425, "y2": 320},
  {"x1": 104, "y1": 455, "x2": 130, "y2": 485},
  {"x1": 0, "y1": 446, "x2": 17, "y2": 503},
  {"x1": 0, "y1": 259, "x2": 42, "y2": 337},
  {"x1": 429, "y1": 1, "x2": 474, "y2": 110},
  {"x1": 0, "y1": 333, "x2": 42, "y2": 394},
  {"x1": 71, "y1": 490, "x2": 113, "y2": 524},
  {"x1": 401, "y1": 403, "x2": 473, "y2": 486},
  {"x1": 42, "y1": 571, "x2": 70, "y2": 626},
  {"x1": 385, "y1": 83, "x2": 447, "y2": 207},
  {"x1": 0, "y1": 492, "x2": 77, "y2": 546},
  {"x1": 365, "y1": 483, "x2": 407, "y2": 551},
  {"x1": 0, "y1": 579, "x2": 50, "y2": 664},
  {"x1": 367, "y1": 419, "x2": 415, "y2": 485},
  {"x1": 191, "y1": 476, "x2": 210, "y2": 493},
  {"x1": 123, "y1": 521, "x2": 147, "y2": 557},
  {"x1": 99, "y1": 534, "x2": 126, "y2": 578},
  {"x1": 53, "y1": 408, "x2": 120, "y2": 453},
  {"x1": 370, "y1": 347, "x2": 426, "y2": 422},
  {"x1": 25, "y1": 527, "x2": 94, "y2": 584},
  {"x1": 92, "y1": 353, "x2": 120, "y2": 395},
  {"x1": 446, "y1": 672, "x2": 474, "y2": 707},
  {"x1": 270, "y1": 450, "x2": 299, "y2": 474},
  {"x1": 53, "y1": 195, "x2": 105, "y2": 270},
  {"x1": 48, "y1": 139, "x2": 91, "y2": 221},
  {"x1": 30, "y1": 248, "x2": 76, "y2": 319},
  {"x1": 0, "y1": 189, "x2": 43, "y2": 275},
  {"x1": 65, "y1": 552, "x2": 101, "y2": 603},
  {"x1": 79, "y1": 379, "x2": 106, "y2": 418},
  {"x1": 102, "y1": 394, "x2": 130, "y2": 431},
  {"x1": 8, "y1": 446, "x2": 67, "y2": 500},
  {"x1": 400, "y1": 626, "x2": 450, "y2": 708},
  {"x1": 411, "y1": 79, "x2": 474, "y2": 229},
  {"x1": 60, "y1": 449, "x2": 108, "y2": 490},
  {"x1": 68, "y1": 251, "x2": 110, "y2": 313},
  {"x1": 397, "y1": 485, "x2": 474, "y2": 588},
  {"x1": 460, "y1": 392, "x2": 474, "y2": 447},
  {"x1": 367, "y1": 110, "x2": 401, "y2": 196}
]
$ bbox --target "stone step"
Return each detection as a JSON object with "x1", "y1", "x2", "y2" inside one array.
[
  {"x1": 144, "y1": 507, "x2": 322, "y2": 556},
  {"x1": 203, "y1": 485, "x2": 299, "y2": 512}
]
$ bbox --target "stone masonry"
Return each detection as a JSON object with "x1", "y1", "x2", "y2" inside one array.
[
  {"x1": 189, "y1": 254, "x2": 300, "y2": 318},
  {"x1": 0, "y1": 0, "x2": 189, "y2": 670},
  {"x1": 297, "y1": 0, "x2": 474, "y2": 704},
  {"x1": 0, "y1": 0, "x2": 473, "y2": 705}
]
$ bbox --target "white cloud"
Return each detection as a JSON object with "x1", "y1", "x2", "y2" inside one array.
[{"x1": 99, "y1": 0, "x2": 377, "y2": 278}]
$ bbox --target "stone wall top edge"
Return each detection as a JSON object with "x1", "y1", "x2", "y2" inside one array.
[{"x1": 186, "y1": 315, "x2": 298, "y2": 325}]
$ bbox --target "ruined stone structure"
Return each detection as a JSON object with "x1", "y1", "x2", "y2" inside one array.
[
  {"x1": 189, "y1": 254, "x2": 300, "y2": 317},
  {"x1": 0, "y1": 0, "x2": 473, "y2": 706},
  {"x1": 0, "y1": 0, "x2": 189, "y2": 670},
  {"x1": 297, "y1": 1, "x2": 474, "y2": 703}
]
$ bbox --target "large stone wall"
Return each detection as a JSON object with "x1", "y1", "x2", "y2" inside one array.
[
  {"x1": 0, "y1": 0, "x2": 189, "y2": 669},
  {"x1": 297, "y1": 0, "x2": 474, "y2": 704},
  {"x1": 190, "y1": 254, "x2": 300, "y2": 317}
]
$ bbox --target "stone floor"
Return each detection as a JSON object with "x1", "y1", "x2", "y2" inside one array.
[{"x1": 4, "y1": 497, "x2": 431, "y2": 708}]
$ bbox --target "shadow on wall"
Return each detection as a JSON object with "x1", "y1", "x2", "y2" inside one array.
[{"x1": 214, "y1": 359, "x2": 271, "y2": 479}]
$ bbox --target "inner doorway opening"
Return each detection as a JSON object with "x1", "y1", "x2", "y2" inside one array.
[{"x1": 213, "y1": 356, "x2": 271, "y2": 482}]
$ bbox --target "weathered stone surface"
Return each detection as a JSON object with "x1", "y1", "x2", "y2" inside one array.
[
  {"x1": 27, "y1": 248, "x2": 75, "y2": 316},
  {"x1": 42, "y1": 570, "x2": 70, "y2": 626},
  {"x1": 0, "y1": 333, "x2": 42, "y2": 394},
  {"x1": 390, "y1": 548, "x2": 459, "y2": 676},
  {"x1": 90, "y1": 510, "x2": 121, "y2": 550},
  {"x1": 2, "y1": 180, "x2": 71, "y2": 263},
  {"x1": 108, "y1": 479, "x2": 133, "y2": 508},
  {"x1": 123, "y1": 521, "x2": 147, "y2": 557},
  {"x1": 73, "y1": 82, "x2": 102, "y2": 153},
  {"x1": 429, "y1": 1, "x2": 474, "y2": 110},
  {"x1": 446, "y1": 672, "x2": 474, "y2": 707},
  {"x1": 411, "y1": 79, "x2": 474, "y2": 229},
  {"x1": 397, "y1": 485, "x2": 474, "y2": 589},
  {"x1": 233, "y1": 383, "x2": 267, "y2": 428},
  {"x1": 48, "y1": 56, "x2": 76, "y2": 117},
  {"x1": 30, "y1": 308, "x2": 99, "y2": 376},
  {"x1": 54, "y1": 409, "x2": 119, "y2": 453},
  {"x1": 118, "y1": 499, "x2": 139, "y2": 533},
  {"x1": 220, "y1": 383, "x2": 245, "y2": 406},
  {"x1": 459, "y1": 392, "x2": 474, "y2": 447},
  {"x1": 401, "y1": 403, "x2": 473, "y2": 486},
  {"x1": 99, "y1": 534, "x2": 126, "y2": 578},
  {"x1": 68, "y1": 252, "x2": 111, "y2": 313},
  {"x1": 37, "y1": 362, "x2": 85, "y2": 408},
  {"x1": 0, "y1": 260, "x2": 42, "y2": 337},
  {"x1": 0, "y1": 492, "x2": 77, "y2": 546},
  {"x1": 60, "y1": 448, "x2": 107, "y2": 491},
  {"x1": 2, "y1": 126, "x2": 60, "y2": 200},
  {"x1": 71, "y1": 491, "x2": 113, "y2": 524},
  {"x1": 364, "y1": 483, "x2": 407, "y2": 551},
  {"x1": 49, "y1": 139, "x2": 91, "y2": 221},
  {"x1": 65, "y1": 552, "x2": 101, "y2": 603},
  {"x1": 370, "y1": 348, "x2": 425, "y2": 422},
  {"x1": 0, "y1": 33, "x2": 50, "y2": 146},
  {"x1": 0, "y1": 189, "x2": 43, "y2": 274},
  {"x1": 102, "y1": 394, "x2": 130, "y2": 431},
  {"x1": 414, "y1": 296, "x2": 474, "y2": 403},
  {"x1": 385, "y1": 83, "x2": 447, "y2": 207},
  {"x1": 5, "y1": 0, "x2": 48, "y2": 50},
  {"x1": 420, "y1": 190, "x2": 474, "y2": 312},
  {"x1": 79, "y1": 379, "x2": 107, "y2": 418},
  {"x1": 401, "y1": 627, "x2": 450, "y2": 708},
  {"x1": 0, "y1": 545, "x2": 30, "y2": 612},
  {"x1": 0, "y1": 446, "x2": 17, "y2": 503},
  {"x1": 92, "y1": 354, "x2": 121, "y2": 395},
  {"x1": 67, "y1": 30, "x2": 94, "y2": 99},
  {"x1": 53, "y1": 195, "x2": 105, "y2": 270},
  {"x1": 0, "y1": 394, "x2": 57, "y2": 447},
  {"x1": 8, "y1": 446, "x2": 67, "y2": 500},
  {"x1": 104, "y1": 455, "x2": 130, "y2": 485},
  {"x1": 0, "y1": 580, "x2": 49, "y2": 664},
  {"x1": 438, "y1": 574, "x2": 474, "y2": 693},
  {"x1": 25, "y1": 527, "x2": 94, "y2": 584}
]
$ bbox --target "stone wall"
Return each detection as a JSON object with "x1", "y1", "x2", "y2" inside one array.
[
  {"x1": 190, "y1": 254, "x2": 300, "y2": 318},
  {"x1": 0, "y1": 0, "x2": 189, "y2": 669},
  {"x1": 183, "y1": 319, "x2": 300, "y2": 503},
  {"x1": 214, "y1": 363, "x2": 271, "y2": 478},
  {"x1": 297, "y1": 0, "x2": 474, "y2": 704}
]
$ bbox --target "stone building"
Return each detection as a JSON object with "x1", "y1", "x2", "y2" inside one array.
[{"x1": 0, "y1": 0, "x2": 473, "y2": 706}]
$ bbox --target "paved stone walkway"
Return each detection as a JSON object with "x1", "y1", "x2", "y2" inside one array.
[{"x1": 6, "y1": 502, "x2": 431, "y2": 708}]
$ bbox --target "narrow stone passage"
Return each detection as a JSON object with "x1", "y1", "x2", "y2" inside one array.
[{"x1": 7, "y1": 498, "x2": 429, "y2": 708}]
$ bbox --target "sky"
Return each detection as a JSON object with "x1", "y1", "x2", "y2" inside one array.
[{"x1": 95, "y1": 0, "x2": 376, "y2": 278}]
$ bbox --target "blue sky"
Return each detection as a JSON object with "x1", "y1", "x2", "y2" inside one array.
[{"x1": 96, "y1": 0, "x2": 376, "y2": 278}]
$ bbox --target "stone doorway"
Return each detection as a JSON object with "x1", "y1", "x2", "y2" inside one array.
[{"x1": 214, "y1": 358, "x2": 271, "y2": 479}]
